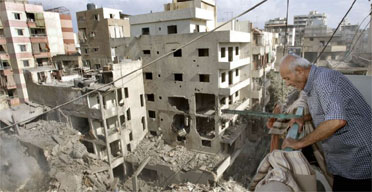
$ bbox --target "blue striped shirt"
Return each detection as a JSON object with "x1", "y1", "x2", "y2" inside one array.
[{"x1": 303, "y1": 65, "x2": 371, "y2": 179}]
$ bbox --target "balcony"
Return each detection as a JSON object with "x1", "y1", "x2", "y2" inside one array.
[
  {"x1": 33, "y1": 52, "x2": 50, "y2": 58},
  {"x1": 30, "y1": 36, "x2": 48, "y2": 43},
  {"x1": 219, "y1": 78, "x2": 250, "y2": 96},
  {"x1": 218, "y1": 57, "x2": 250, "y2": 70},
  {"x1": 27, "y1": 20, "x2": 36, "y2": 28}
]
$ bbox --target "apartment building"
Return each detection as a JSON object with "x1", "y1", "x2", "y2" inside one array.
[
  {"x1": 24, "y1": 59, "x2": 147, "y2": 179},
  {"x1": 112, "y1": 0, "x2": 278, "y2": 155},
  {"x1": 0, "y1": 0, "x2": 76, "y2": 106},
  {"x1": 264, "y1": 17, "x2": 295, "y2": 47},
  {"x1": 294, "y1": 11, "x2": 327, "y2": 46},
  {"x1": 76, "y1": 4, "x2": 130, "y2": 69},
  {"x1": 303, "y1": 24, "x2": 346, "y2": 62}
]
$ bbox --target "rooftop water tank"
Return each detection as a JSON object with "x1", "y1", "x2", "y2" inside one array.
[{"x1": 87, "y1": 3, "x2": 96, "y2": 10}]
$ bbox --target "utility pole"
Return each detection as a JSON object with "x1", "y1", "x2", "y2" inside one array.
[{"x1": 368, "y1": 3, "x2": 372, "y2": 75}]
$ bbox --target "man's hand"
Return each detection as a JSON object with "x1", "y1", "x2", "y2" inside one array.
[
  {"x1": 281, "y1": 138, "x2": 302, "y2": 150},
  {"x1": 266, "y1": 104, "x2": 282, "y2": 129}
]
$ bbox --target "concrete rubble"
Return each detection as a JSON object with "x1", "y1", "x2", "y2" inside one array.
[
  {"x1": 0, "y1": 119, "x2": 267, "y2": 192},
  {"x1": 0, "y1": 120, "x2": 114, "y2": 192},
  {"x1": 126, "y1": 134, "x2": 224, "y2": 173}
]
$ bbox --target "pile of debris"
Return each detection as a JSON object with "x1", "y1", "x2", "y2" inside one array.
[
  {"x1": 0, "y1": 120, "x2": 115, "y2": 191},
  {"x1": 126, "y1": 134, "x2": 223, "y2": 172}
]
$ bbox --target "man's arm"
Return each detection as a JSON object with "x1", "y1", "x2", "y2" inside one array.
[{"x1": 282, "y1": 119, "x2": 346, "y2": 150}]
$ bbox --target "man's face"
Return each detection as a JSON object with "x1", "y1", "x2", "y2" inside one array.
[{"x1": 279, "y1": 62, "x2": 307, "y2": 90}]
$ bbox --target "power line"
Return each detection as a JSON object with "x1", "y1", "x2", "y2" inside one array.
[
  {"x1": 312, "y1": 0, "x2": 357, "y2": 64},
  {"x1": 343, "y1": 10, "x2": 372, "y2": 60},
  {"x1": 281, "y1": 0, "x2": 289, "y2": 104},
  {"x1": 1, "y1": 0, "x2": 269, "y2": 131}
]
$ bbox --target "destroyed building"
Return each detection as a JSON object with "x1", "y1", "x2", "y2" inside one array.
[
  {"x1": 111, "y1": 0, "x2": 278, "y2": 155},
  {"x1": 0, "y1": 0, "x2": 76, "y2": 108},
  {"x1": 23, "y1": 59, "x2": 148, "y2": 179}
]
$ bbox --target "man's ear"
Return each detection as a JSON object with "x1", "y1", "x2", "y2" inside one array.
[{"x1": 294, "y1": 66, "x2": 304, "y2": 75}]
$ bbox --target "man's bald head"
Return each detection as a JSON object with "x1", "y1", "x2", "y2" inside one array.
[
  {"x1": 279, "y1": 54, "x2": 312, "y2": 90},
  {"x1": 279, "y1": 54, "x2": 312, "y2": 72}
]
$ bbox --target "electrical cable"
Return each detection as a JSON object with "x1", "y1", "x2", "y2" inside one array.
[
  {"x1": 281, "y1": 0, "x2": 289, "y2": 104},
  {"x1": 312, "y1": 0, "x2": 357, "y2": 64},
  {"x1": 0, "y1": 0, "x2": 268, "y2": 131},
  {"x1": 347, "y1": 19, "x2": 371, "y2": 58},
  {"x1": 343, "y1": 10, "x2": 372, "y2": 60}
]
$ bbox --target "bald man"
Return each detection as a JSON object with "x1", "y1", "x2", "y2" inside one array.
[{"x1": 279, "y1": 54, "x2": 371, "y2": 191}]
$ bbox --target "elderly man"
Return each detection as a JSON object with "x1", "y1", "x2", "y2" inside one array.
[{"x1": 279, "y1": 54, "x2": 371, "y2": 191}]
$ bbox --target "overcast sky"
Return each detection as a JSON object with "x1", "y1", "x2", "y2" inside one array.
[{"x1": 31, "y1": 0, "x2": 371, "y2": 32}]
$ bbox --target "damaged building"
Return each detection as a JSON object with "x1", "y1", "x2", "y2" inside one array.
[
  {"x1": 112, "y1": 0, "x2": 278, "y2": 153},
  {"x1": 23, "y1": 59, "x2": 148, "y2": 179},
  {"x1": 76, "y1": 4, "x2": 130, "y2": 68}
]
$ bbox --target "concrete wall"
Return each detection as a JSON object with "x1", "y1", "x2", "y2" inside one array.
[{"x1": 44, "y1": 12, "x2": 65, "y2": 56}]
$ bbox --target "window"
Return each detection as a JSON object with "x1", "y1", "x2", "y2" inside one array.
[
  {"x1": 129, "y1": 132, "x2": 133, "y2": 141},
  {"x1": 140, "y1": 94, "x2": 144, "y2": 107},
  {"x1": 142, "y1": 27, "x2": 150, "y2": 35},
  {"x1": 14, "y1": 13, "x2": 21, "y2": 20},
  {"x1": 148, "y1": 110, "x2": 156, "y2": 118},
  {"x1": 195, "y1": 25, "x2": 200, "y2": 32},
  {"x1": 93, "y1": 48, "x2": 99, "y2": 52},
  {"x1": 202, "y1": 140, "x2": 211, "y2": 147},
  {"x1": 145, "y1": 72, "x2": 153, "y2": 80},
  {"x1": 235, "y1": 91, "x2": 239, "y2": 97},
  {"x1": 198, "y1": 48, "x2": 209, "y2": 57},
  {"x1": 235, "y1": 69, "x2": 239, "y2": 76},
  {"x1": 220, "y1": 97, "x2": 226, "y2": 105},
  {"x1": 110, "y1": 14, "x2": 114, "y2": 19},
  {"x1": 127, "y1": 144, "x2": 131, "y2": 152},
  {"x1": 17, "y1": 29, "x2": 23, "y2": 36},
  {"x1": 120, "y1": 115, "x2": 125, "y2": 124},
  {"x1": 235, "y1": 47, "x2": 239, "y2": 55},
  {"x1": 23, "y1": 60, "x2": 29, "y2": 67},
  {"x1": 0, "y1": 45, "x2": 5, "y2": 53},
  {"x1": 221, "y1": 47, "x2": 226, "y2": 58},
  {"x1": 221, "y1": 72, "x2": 226, "y2": 82},
  {"x1": 173, "y1": 49, "x2": 182, "y2": 57},
  {"x1": 147, "y1": 94, "x2": 155, "y2": 101},
  {"x1": 126, "y1": 108, "x2": 131, "y2": 121},
  {"x1": 19, "y1": 45, "x2": 26, "y2": 52},
  {"x1": 141, "y1": 117, "x2": 146, "y2": 130},
  {"x1": 143, "y1": 50, "x2": 151, "y2": 55},
  {"x1": 199, "y1": 74, "x2": 210, "y2": 82},
  {"x1": 124, "y1": 87, "x2": 129, "y2": 98},
  {"x1": 174, "y1": 73, "x2": 183, "y2": 81},
  {"x1": 310, "y1": 37, "x2": 314, "y2": 41},
  {"x1": 167, "y1": 25, "x2": 177, "y2": 34},
  {"x1": 0, "y1": 29, "x2": 4, "y2": 36},
  {"x1": 89, "y1": 32, "x2": 95, "y2": 38},
  {"x1": 94, "y1": 14, "x2": 100, "y2": 21},
  {"x1": 84, "y1": 48, "x2": 88, "y2": 54}
]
